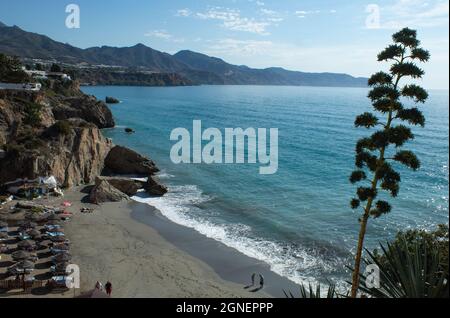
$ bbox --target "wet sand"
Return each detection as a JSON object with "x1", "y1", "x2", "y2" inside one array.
[{"x1": 131, "y1": 201, "x2": 301, "y2": 298}]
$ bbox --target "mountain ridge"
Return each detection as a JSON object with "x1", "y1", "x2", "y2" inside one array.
[{"x1": 0, "y1": 21, "x2": 368, "y2": 87}]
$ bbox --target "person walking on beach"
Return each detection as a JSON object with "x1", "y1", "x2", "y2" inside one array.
[
  {"x1": 259, "y1": 274, "x2": 265, "y2": 289},
  {"x1": 105, "y1": 281, "x2": 112, "y2": 297},
  {"x1": 95, "y1": 281, "x2": 103, "y2": 291}
]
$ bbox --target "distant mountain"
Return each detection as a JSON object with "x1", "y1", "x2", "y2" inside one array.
[
  {"x1": 0, "y1": 22, "x2": 368, "y2": 87},
  {"x1": 174, "y1": 50, "x2": 368, "y2": 86},
  {"x1": 83, "y1": 44, "x2": 187, "y2": 72},
  {"x1": 0, "y1": 23, "x2": 187, "y2": 72}
]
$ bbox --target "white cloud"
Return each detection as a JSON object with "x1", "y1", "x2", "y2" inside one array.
[
  {"x1": 206, "y1": 38, "x2": 274, "y2": 56},
  {"x1": 144, "y1": 30, "x2": 184, "y2": 43},
  {"x1": 294, "y1": 10, "x2": 322, "y2": 18},
  {"x1": 374, "y1": 0, "x2": 449, "y2": 29},
  {"x1": 260, "y1": 8, "x2": 284, "y2": 22},
  {"x1": 196, "y1": 7, "x2": 271, "y2": 35},
  {"x1": 176, "y1": 8, "x2": 192, "y2": 17}
]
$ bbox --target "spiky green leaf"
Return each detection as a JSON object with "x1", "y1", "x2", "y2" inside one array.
[
  {"x1": 397, "y1": 108, "x2": 425, "y2": 127},
  {"x1": 391, "y1": 62, "x2": 424, "y2": 79},
  {"x1": 394, "y1": 150, "x2": 421, "y2": 170},
  {"x1": 355, "y1": 112, "x2": 379, "y2": 128},
  {"x1": 401, "y1": 84, "x2": 428, "y2": 103}
]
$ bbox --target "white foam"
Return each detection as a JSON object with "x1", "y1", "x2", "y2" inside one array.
[{"x1": 132, "y1": 185, "x2": 347, "y2": 292}]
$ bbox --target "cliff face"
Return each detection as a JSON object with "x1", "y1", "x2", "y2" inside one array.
[
  {"x1": 51, "y1": 95, "x2": 115, "y2": 129},
  {"x1": 0, "y1": 85, "x2": 114, "y2": 187},
  {"x1": 41, "y1": 123, "x2": 113, "y2": 187}
]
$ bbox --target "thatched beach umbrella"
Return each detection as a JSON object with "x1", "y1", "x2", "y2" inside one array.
[
  {"x1": 15, "y1": 260, "x2": 35, "y2": 271},
  {"x1": 53, "y1": 244, "x2": 70, "y2": 251},
  {"x1": 25, "y1": 213, "x2": 43, "y2": 222},
  {"x1": 45, "y1": 220, "x2": 61, "y2": 226},
  {"x1": 27, "y1": 229, "x2": 41, "y2": 237},
  {"x1": 47, "y1": 214, "x2": 60, "y2": 221},
  {"x1": 18, "y1": 221, "x2": 37, "y2": 229},
  {"x1": 12, "y1": 250, "x2": 32, "y2": 261},
  {"x1": 47, "y1": 227, "x2": 64, "y2": 233},
  {"x1": 17, "y1": 240, "x2": 35, "y2": 250},
  {"x1": 52, "y1": 262, "x2": 69, "y2": 273},
  {"x1": 53, "y1": 253, "x2": 71, "y2": 263},
  {"x1": 50, "y1": 236, "x2": 66, "y2": 243}
]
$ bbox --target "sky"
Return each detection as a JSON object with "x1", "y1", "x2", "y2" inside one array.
[{"x1": 0, "y1": 0, "x2": 448, "y2": 89}]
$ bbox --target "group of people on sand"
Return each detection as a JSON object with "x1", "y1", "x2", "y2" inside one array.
[{"x1": 95, "y1": 281, "x2": 113, "y2": 297}]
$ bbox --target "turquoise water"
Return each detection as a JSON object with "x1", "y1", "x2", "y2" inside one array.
[{"x1": 82, "y1": 85, "x2": 449, "y2": 286}]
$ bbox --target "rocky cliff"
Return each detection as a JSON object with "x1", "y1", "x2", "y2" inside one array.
[{"x1": 0, "y1": 82, "x2": 114, "y2": 187}]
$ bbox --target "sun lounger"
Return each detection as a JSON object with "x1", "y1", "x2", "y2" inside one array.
[
  {"x1": 45, "y1": 231, "x2": 65, "y2": 237},
  {"x1": 47, "y1": 276, "x2": 70, "y2": 290},
  {"x1": 45, "y1": 224, "x2": 61, "y2": 231},
  {"x1": 50, "y1": 248, "x2": 69, "y2": 255}
]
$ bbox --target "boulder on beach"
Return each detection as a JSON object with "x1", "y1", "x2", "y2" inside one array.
[
  {"x1": 95, "y1": 176, "x2": 143, "y2": 196},
  {"x1": 104, "y1": 146, "x2": 159, "y2": 175},
  {"x1": 144, "y1": 176, "x2": 168, "y2": 196},
  {"x1": 89, "y1": 179, "x2": 129, "y2": 204}
]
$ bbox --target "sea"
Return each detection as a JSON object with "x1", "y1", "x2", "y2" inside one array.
[{"x1": 82, "y1": 85, "x2": 449, "y2": 288}]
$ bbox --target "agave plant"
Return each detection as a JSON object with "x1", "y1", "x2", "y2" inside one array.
[
  {"x1": 284, "y1": 282, "x2": 338, "y2": 298},
  {"x1": 359, "y1": 237, "x2": 449, "y2": 298}
]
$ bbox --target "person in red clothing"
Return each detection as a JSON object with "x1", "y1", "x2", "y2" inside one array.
[{"x1": 105, "y1": 281, "x2": 112, "y2": 296}]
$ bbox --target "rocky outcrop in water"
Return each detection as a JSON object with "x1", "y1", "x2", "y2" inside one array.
[
  {"x1": 144, "y1": 176, "x2": 168, "y2": 196},
  {"x1": 104, "y1": 146, "x2": 159, "y2": 175},
  {"x1": 105, "y1": 96, "x2": 120, "y2": 104}
]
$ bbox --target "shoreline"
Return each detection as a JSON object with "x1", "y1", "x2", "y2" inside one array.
[
  {"x1": 61, "y1": 187, "x2": 276, "y2": 298},
  {"x1": 130, "y1": 200, "x2": 301, "y2": 298}
]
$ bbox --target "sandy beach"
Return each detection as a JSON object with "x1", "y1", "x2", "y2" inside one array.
[
  {"x1": 1, "y1": 185, "x2": 300, "y2": 298},
  {"x1": 60, "y1": 188, "x2": 274, "y2": 298}
]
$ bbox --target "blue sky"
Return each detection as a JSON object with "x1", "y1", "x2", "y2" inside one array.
[{"x1": 0, "y1": 0, "x2": 448, "y2": 88}]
